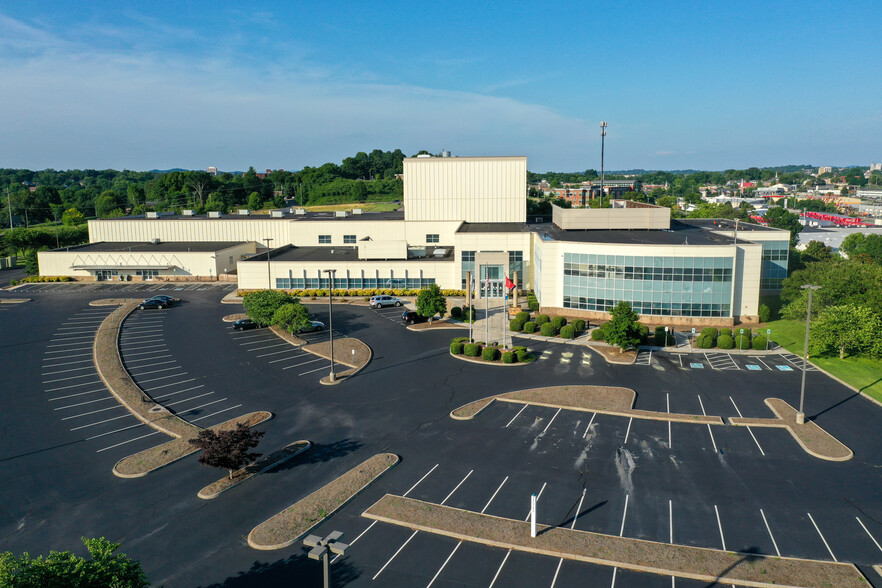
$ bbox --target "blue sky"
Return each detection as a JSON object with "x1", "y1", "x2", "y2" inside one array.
[{"x1": 1, "y1": 1, "x2": 879, "y2": 172}]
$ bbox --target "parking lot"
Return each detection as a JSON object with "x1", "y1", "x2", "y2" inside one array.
[
  {"x1": 10, "y1": 281, "x2": 237, "y2": 294},
  {"x1": 2, "y1": 285, "x2": 882, "y2": 587}
]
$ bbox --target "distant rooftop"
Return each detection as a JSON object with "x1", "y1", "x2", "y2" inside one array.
[
  {"x1": 102, "y1": 210, "x2": 404, "y2": 222},
  {"x1": 53, "y1": 241, "x2": 247, "y2": 253},
  {"x1": 244, "y1": 245, "x2": 455, "y2": 264}
]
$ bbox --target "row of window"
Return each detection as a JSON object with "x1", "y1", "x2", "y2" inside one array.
[
  {"x1": 566, "y1": 253, "x2": 733, "y2": 269},
  {"x1": 460, "y1": 250, "x2": 524, "y2": 289},
  {"x1": 563, "y1": 264, "x2": 733, "y2": 282},
  {"x1": 563, "y1": 296, "x2": 731, "y2": 317},
  {"x1": 317, "y1": 234, "x2": 439, "y2": 245},
  {"x1": 275, "y1": 277, "x2": 435, "y2": 289}
]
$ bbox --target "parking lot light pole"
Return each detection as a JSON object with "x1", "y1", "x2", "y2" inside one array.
[
  {"x1": 324, "y1": 269, "x2": 336, "y2": 382},
  {"x1": 797, "y1": 284, "x2": 821, "y2": 424},
  {"x1": 304, "y1": 531, "x2": 348, "y2": 588},
  {"x1": 263, "y1": 238, "x2": 273, "y2": 289}
]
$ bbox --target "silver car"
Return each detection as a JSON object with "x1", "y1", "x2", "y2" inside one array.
[{"x1": 370, "y1": 295, "x2": 403, "y2": 309}]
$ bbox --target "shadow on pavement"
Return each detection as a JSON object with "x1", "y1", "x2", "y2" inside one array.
[
  {"x1": 268, "y1": 438, "x2": 364, "y2": 473},
  {"x1": 201, "y1": 553, "x2": 360, "y2": 587}
]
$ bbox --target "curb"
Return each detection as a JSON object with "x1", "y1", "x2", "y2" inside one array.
[
  {"x1": 198, "y1": 440, "x2": 311, "y2": 499},
  {"x1": 449, "y1": 351, "x2": 532, "y2": 367}
]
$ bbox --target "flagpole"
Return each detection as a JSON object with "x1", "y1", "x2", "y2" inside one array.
[{"x1": 485, "y1": 268, "x2": 489, "y2": 344}]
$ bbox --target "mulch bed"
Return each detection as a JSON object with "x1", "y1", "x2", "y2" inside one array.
[
  {"x1": 0, "y1": 298, "x2": 29, "y2": 304},
  {"x1": 586, "y1": 343, "x2": 637, "y2": 364},
  {"x1": 223, "y1": 313, "x2": 248, "y2": 322},
  {"x1": 112, "y1": 411, "x2": 273, "y2": 478},
  {"x1": 409, "y1": 318, "x2": 467, "y2": 331},
  {"x1": 729, "y1": 398, "x2": 853, "y2": 461},
  {"x1": 198, "y1": 440, "x2": 311, "y2": 499},
  {"x1": 364, "y1": 495, "x2": 867, "y2": 588},
  {"x1": 269, "y1": 325, "x2": 308, "y2": 346},
  {"x1": 248, "y1": 453, "x2": 399, "y2": 550}
]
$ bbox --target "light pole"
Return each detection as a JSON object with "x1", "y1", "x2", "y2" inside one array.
[
  {"x1": 304, "y1": 531, "x2": 348, "y2": 588},
  {"x1": 324, "y1": 269, "x2": 336, "y2": 382},
  {"x1": 263, "y1": 238, "x2": 273, "y2": 289},
  {"x1": 599, "y1": 121, "x2": 608, "y2": 207},
  {"x1": 797, "y1": 284, "x2": 821, "y2": 424}
]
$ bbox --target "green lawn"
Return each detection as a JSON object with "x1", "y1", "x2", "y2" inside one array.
[{"x1": 765, "y1": 318, "x2": 882, "y2": 403}]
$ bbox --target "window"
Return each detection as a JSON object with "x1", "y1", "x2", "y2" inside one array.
[
  {"x1": 318, "y1": 235, "x2": 331, "y2": 244},
  {"x1": 426, "y1": 234, "x2": 440, "y2": 243},
  {"x1": 343, "y1": 235, "x2": 356, "y2": 244}
]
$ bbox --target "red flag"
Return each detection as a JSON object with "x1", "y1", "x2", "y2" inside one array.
[{"x1": 505, "y1": 276, "x2": 515, "y2": 290}]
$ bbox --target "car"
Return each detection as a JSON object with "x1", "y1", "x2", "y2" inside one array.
[
  {"x1": 232, "y1": 318, "x2": 259, "y2": 331},
  {"x1": 370, "y1": 295, "x2": 403, "y2": 309},
  {"x1": 147, "y1": 295, "x2": 180, "y2": 306},
  {"x1": 138, "y1": 299, "x2": 168, "y2": 310},
  {"x1": 296, "y1": 320, "x2": 325, "y2": 333},
  {"x1": 402, "y1": 310, "x2": 428, "y2": 325}
]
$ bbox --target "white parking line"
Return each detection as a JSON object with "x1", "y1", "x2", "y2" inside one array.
[
  {"x1": 41, "y1": 365, "x2": 95, "y2": 376},
  {"x1": 121, "y1": 347, "x2": 169, "y2": 357},
  {"x1": 281, "y1": 357, "x2": 323, "y2": 370},
  {"x1": 807, "y1": 512, "x2": 837, "y2": 561},
  {"x1": 482, "y1": 477, "x2": 509, "y2": 513},
  {"x1": 666, "y1": 394, "x2": 672, "y2": 449},
  {"x1": 119, "y1": 334, "x2": 161, "y2": 342},
  {"x1": 729, "y1": 397, "x2": 765, "y2": 455},
  {"x1": 49, "y1": 334, "x2": 95, "y2": 341},
  {"x1": 43, "y1": 351, "x2": 92, "y2": 360},
  {"x1": 542, "y1": 408, "x2": 562, "y2": 434},
  {"x1": 240, "y1": 338, "x2": 280, "y2": 346},
  {"x1": 154, "y1": 385, "x2": 205, "y2": 400},
  {"x1": 760, "y1": 509, "x2": 781, "y2": 557},
  {"x1": 669, "y1": 500, "x2": 673, "y2": 543},
  {"x1": 551, "y1": 488, "x2": 588, "y2": 588},
  {"x1": 70, "y1": 413, "x2": 133, "y2": 430},
  {"x1": 124, "y1": 354, "x2": 173, "y2": 364},
  {"x1": 749, "y1": 356, "x2": 772, "y2": 370},
  {"x1": 117, "y1": 343, "x2": 167, "y2": 352},
  {"x1": 404, "y1": 464, "x2": 440, "y2": 497},
  {"x1": 298, "y1": 365, "x2": 335, "y2": 376},
  {"x1": 49, "y1": 388, "x2": 105, "y2": 401},
  {"x1": 441, "y1": 470, "x2": 473, "y2": 505},
  {"x1": 96, "y1": 430, "x2": 160, "y2": 453},
  {"x1": 258, "y1": 349, "x2": 304, "y2": 358},
  {"x1": 85, "y1": 422, "x2": 144, "y2": 440},
  {"x1": 137, "y1": 372, "x2": 187, "y2": 384},
  {"x1": 164, "y1": 392, "x2": 215, "y2": 406},
  {"x1": 505, "y1": 404, "x2": 528, "y2": 428},
  {"x1": 126, "y1": 365, "x2": 180, "y2": 377},
  {"x1": 43, "y1": 373, "x2": 98, "y2": 384},
  {"x1": 55, "y1": 397, "x2": 114, "y2": 410},
  {"x1": 268, "y1": 353, "x2": 309, "y2": 363},
  {"x1": 190, "y1": 404, "x2": 243, "y2": 423},
  {"x1": 61, "y1": 404, "x2": 122, "y2": 419},
  {"x1": 856, "y1": 517, "x2": 882, "y2": 554},
  {"x1": 491, "y1": 482, "x2": 548, "y2": 588},
  {"x1": 45, "y1": 380, "x2": 102, "y2": 392},
  {"x1": 425, "y1": 542, "x2": 461, "y2": 588},
  {"x1": 229, "y1": 332, "x2": 268, "y2": 340},
  {"x1": 41, "y1": 358, "x2": 93, "y2": 368},
  {"x1": 714, "y1": 505, "x2": 726, "y2": 550},
  {"x1": 248, "y1": 343, "x2": 291, "y2": 352},
  {"x1": 623, "y1": 417, "x2": 633, "y2": 444},
  {"x1": 583, "y1": 412, "x2": 597, "y2": 438},
  {"x1": 610, "y1": 494, "x2": 630, "y2": 588},
  {"x1": 697, "y1": 395, "x2": 718, "y2": 453},
  {"x1": 177, "y1": 398, "x2": 228, "y2": 415},
  {"x1": 46, "y1": 341, "x2": 92, "y2": 349},
  {"x1": 142, "y1": 377, "x2": 196, "y2": 390}
]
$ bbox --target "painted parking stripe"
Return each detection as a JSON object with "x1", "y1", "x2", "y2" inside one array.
[
  {"x1": 807, "y1": 513, "x2": 837, "y2": 561},
  {"x1": 856, "y1": 517, "x2": 882, "y2": 554},
  {"x1": 70, "y1": 413, "x2": 133, "y2": 430},
  {"x1": 542, "y1": 408, "x2": 562, "y2": 434},
  {"x1": 42, "y1": 358, "x2": 93, "y2": 368},
  {"x1": 583, "y1": 412, "x2": 597, "y2": 438},
  {"x1": 119, "y1": 334, "x2": 161, "y2": 342},
  {"x1": 45, "y1": 380, "x2": 102, "y2": 392},
  {"x1": 55, "y1": 397, "x2": 114, "y2": 410},
  {"x1": 46, "y1": 341, "x2": 93, "y2": 349},
  {"x1": 126, "y1": 362, "x2": 179, "y2": 375},
  {"x1": 136, "y1": 372, "x2": 188, "y2": 384},
  {"x1": 505, "y1": 404, "x2": 529, "y2": 428},
  {"x1": 298, "y1": 364, "x2": 342, "y2": 376},
  {"x1": 749, "y1": 356, "x2": 772, "y2": 370},
  {"x1": 50, "y1": 388, "x2": 106, "y2": 401},
  {"x1": 247, "y1": 343, "x2": 291, "y2": 352},
  {"x1": 229, "y1": 332, "x2": 268, "y2": 340},
  {"x1": 729, "y1": 397, "x2": 765, "y2": 455},
  {"x1": 176, "y1": 398, "x2": 228, "y2": 415},
  {"x1": 96, "y1": 430, "x2": 160, "y2": 453},
  {"x1": 43, "y1": 372, "x2": 99, "y2": 384},
  {"x1": 257, "y1": 348, "x2": 304, "y2": 358},
  {"x1": 124, "y1": 354, "x2": 173, "y2": 364},
  {"x1": 490, "y1": 482, "x2": 548, "y2": 588},
  {"x1": 760, "y1": 509, "x2": 781, "y2": 557},
  {"x1": 61, "y1": 405, "x2": 123, "y2": 419},
  {"x1": 50, "y1": 333, "x2": 96, "y2": 340},
  {"x1": 154, "y1": 385, "x2": 205, "y2": 400},
  {"x1": 551, "y1": 488, "x2": 587, "y2": 588},
  {"x1": 121, "y1": 346, "x2": 169, "y2": 356},
  {"x1": 164, "y1": 392, "x2": 216, "y2": 406},
  {"x1": 42, "y1": 365, "x2": 95, "y2": 376},
  {"x1": 240, "y1": 338, "x2": 281, "y2": 346},
  {"x1": 714, "y1": 505, "x2": 727, "y2": 550},
  {"x1": 141, "y1": 377, "x2": 196, "y2": 390},
  {"x1": 666, "y1": 394, "x2": 672, "y2": 449},
  {"x1": 281, "y1": 357, "x2": 324, "y2": 370},
  {"x1": 610, "y1": 494, "x2": 631, "y2": 588},
  {"x1": 623, "y1": 417, "x2": 633, "y2": 444},
  {"x1": 267, "y1": 352, "x2": 308, "y2": 363},
  {"x1": 697, "y1": 395, "x2": 718, "y2": 453},
  {"x1": 190, "y1": 404, "x2": 243, "y2": 424}
]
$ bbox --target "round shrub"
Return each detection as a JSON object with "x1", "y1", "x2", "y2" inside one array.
[
  {"x1": 700, "y1": 327, "x2": 719, "y2": 339},
  {"x1": 717, "y1": 335, "x2": 735, "y2": 349},
  {"x1": 591, "y1": 325, "x2": 607, "y2": 341},
  {"x1": 719, "y1": 328, "x2": 732, "y2": 338},
  {"x1": 560, "y1": 325, "x2": 575, "y2": 339},
  {"x1": 758, "y1": 303, "x2": 771, "y2": 323},
  {"x1": 552, "y1": 316, "x2": 567, "y2": 330},
  {"x1": 535, "y1": 314, "x2": 550, "y2": 326},
  {"x1": 527, "y1": 296, "x2": 540, "y2": 311},
  {"x1": 752, "y1": 334, "x2": 768, "y2": 350},
  {"x1": 696, "y1": 334, "x2": 715, "y2": 349},
  {"x1": 539, "y1": 322, "x2": 557, "y2": 337},
  {"x1": 502, "y1": 351, "x2": 515, "y2": 364},
  {"x1": 516, "y1": 349, "x2": 532, "y2": 362},
  {"x1": 523, "y1": 321, "x2": 537, "y2": 334},
  {"x1": 515, "y1": 311, "x2": 530, "y2": 323},
  {"x1": 464, "y1": 343, "x2": 482, "y2": 357},
  {"x1": 510, "y1": 318, "x2": 526, "y2": 332},
  {"x1": 450, "y1": 341, "x2": 464, "y2": 354},
  {"x1": 572, "y1": 319, "x2": 586, "y2": 333},
  {"x1": 637, "y1": 324, "x2": 650, "y2": 344},
  {"x1": 450, "y1": 306, "x2": 462, "y2": 319},
  {"x1": 482, "y1": 346, "x2": 499, "y2": 361},
  {"x1": 736, "y1": 333, "x2": 752, "y2": 350}
]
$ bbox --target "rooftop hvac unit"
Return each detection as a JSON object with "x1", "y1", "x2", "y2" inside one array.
[
  {"x1": 237, "y1": 209, "x2": 250, "y2": 216},
  {"x1": 351, "y1": 208, "x2": 363, "y2": 215},
  {"x1": 208, "y1": 211, "x2": 222, "y2": 218},
  {"x1": 182, "y1": 209, "x2": 195, "y2": 216},
  {"x1": 151, "y1": 238, "x2": 161, "y2": 245},
  {"x1": 335, "y1": 210, "x2": 349, "y2": 217},
  {"x1": 271, "y1": 209, "x2": 284, "y2": 218},
  {"x1": 146, "y1": 211, "x2": 159, "y2": 219},
  {"x1": 294, "y1": 208, "x2": 306, "y2": 215}
]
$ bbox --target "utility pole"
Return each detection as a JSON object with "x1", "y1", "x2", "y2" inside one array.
[
  {"x1": 600, "y1": 121, "x2": 608, "y2": 207},
  {"x1": 797, "y1": 285, "x2": 821, "y2": 424},
  {"x1": 324, "y1": 269, "x2": 337, "y2": 382}
]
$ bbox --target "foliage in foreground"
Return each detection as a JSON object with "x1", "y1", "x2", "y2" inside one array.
[
  {"x1": 416, "y1": 283, "x2": 447, "y2": 319},
  {"x1": 0, "y1": 537, "x2": 149, "y2": 588},
  {"x1": 242, "y1": 290, "x2": 300, "y2": 326}
]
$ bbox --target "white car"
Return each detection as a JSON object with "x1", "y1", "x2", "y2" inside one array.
[{"x1": 370, "y1": 295, "x2": 403, "y2": 309}]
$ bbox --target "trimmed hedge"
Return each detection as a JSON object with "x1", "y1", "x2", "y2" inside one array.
[
  {"x1": 720, "y1": 328, "x2": 732, "y2": 338},
  {"x1": 510, "y1": 318, "x2": 525, "y2": 332},
  {"x1": 551, "y1": 316, "x2": 567, "y2": 330},
  {"x1": 515, "y1": 311, "x2": 530, "y2": 323},
  {"x1": 535, "y1": 314, "x2": 550, "y2": 326},
  {"x1": 736, "y1": 332, "x2": 752, "y2": 350},
  {"x1": 527, "y1": 295, "x2": 540, "y2": 311},
  {"x1": 637, "y1": 324, "x2": 650, "y2": 345},
  {"x1": 591, "y1": 325, "x2": 607, "y2": 341},
  {"x1": 700, "y1": 327, "x2": 719, "y2": 339},
  {"x1": 560, "y1": 325, "x2": 575, "y2": 339},
  {"x1": 572, "y1": 319, "x2": 586, "y2": 334},
  {"x1": 450, "y1": 341, "x2": 464, "y2": 354},
  {"x1": 450, "y1": 306, "x2": 462, "y2": 319},
  {"x1": 717, "y1": 335, "x2": 735, "y2": 349},
  {"x1": 539, "y1": 322, "x2": 556, "y2": 337},
  {"x1": 523, "y1": 321, "x2": 537, "y2": 334},
  {"x1": 464, "y1": 343, "x2": 482, "y2": 357},
  {"x1": 752, "y1": 334, "x2": 768, "y2": 350},
  {"x1": 482, "y1": 346, "x2": 500, "y2": 361},
  {"x1": 502, "y1": 351, "x2": 515, "y2": 363},
  {"x1": 695, "y1": 334, "x2": 715, "y2": 349},
  {"x1": 516, "y1": 349, "x2": 532, "y2": 362}
]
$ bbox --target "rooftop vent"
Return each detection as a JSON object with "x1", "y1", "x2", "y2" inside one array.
[
  {"x1": 237, "y1": 209, "x2": 250, "y2": 216},
  {"x1": 271, "y1": 209, "x2": 284, "y2": 218},
  {"x1": 416, "y1": 154, "x2": 432, "y2": 158},
  {"x1": 208, "y1": 211, "x2": 222, "y2": 218},
  {"x1": 335, "y1": 210, "x2": 349, "y2": 217},
  {"x1": 351, "y1": 208, "x2": 363, "y2": 215},
  {"x1": 182, "y1": 209, "x2": 195, "y2": 216},
  {"x1": 146, "y1": 211, "x2": 159, "y2": 219},
  {"x1": 294, "y1": 208, "x2": 306, "y2": 215},
  {"x1": 151, "y1": 238, "x2": 161, "y2": 245}
]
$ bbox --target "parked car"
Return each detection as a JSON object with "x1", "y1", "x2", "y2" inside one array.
[
  {"x1": 370, "y1": 295, "x2": 403, "y2": 308},
  {"x1": 138, "y1": 299, "x2": 168, "y2": 310},
  {"x1": 232, "y1": 318, "x2": 259, "y2": 331},
  {"x1": 147, "y1": 295, "x2": 180, "y2": 306},
  {"x1": 402, "y1": 310, "x2": 428, "y2": 325},
  {"x1": 296, "y1": 320, "x2": 325, "y2": 333}
]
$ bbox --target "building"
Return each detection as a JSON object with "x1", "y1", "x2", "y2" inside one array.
[
  {"x1": 551, "y1": 179, "x2": 636, "y2": 206},
  {"x1": 38, "y1": 155, "x2": 790, "y2": 325},
  {"x1": 870, "y1": 163, "x2": 882, "y2": 172},
  {"x1": 818, "y1": 166, "x2": 833, "y2": 175},
  {"x1": 207, "y1": 166, "x2": 218, "y2": 176}
]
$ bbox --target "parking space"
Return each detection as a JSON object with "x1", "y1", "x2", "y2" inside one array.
[
  {"x1": 226, "y1": 324, "x2": 350, "y2": 376},
  {"x1": 369, "y1": 304, "x2": 409, "y2": 326},
  {"x1": 12, "y1": 282, "x2": 237, "y2": 293},
  {"x1": 640, "y1": 350, "x2": 821, "y2": 374}
]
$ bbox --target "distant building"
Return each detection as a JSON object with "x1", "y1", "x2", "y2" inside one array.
[
  {"x1": 207, "y1": 166, "x2": 218, "y2": 176},
  {"x1": 551, "y1": 180, "x2": 635, "y2": 206},
  {"x1": 870, "y1": 163, "x2": 882, "y2": 172},
  {"x1": 818, "y1": 166, "x2": 833, "y2": 175}
]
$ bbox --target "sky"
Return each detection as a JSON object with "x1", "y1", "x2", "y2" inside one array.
[{"x1": 0, "y1": 1, "x2": 880, "y2": 173}]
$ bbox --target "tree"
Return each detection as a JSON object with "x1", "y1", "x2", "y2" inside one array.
[
  {"x1": 781, "y1": 259, "x2": 882, "y2": 319},
  {"x1": 62, "y1": 208, "x2": 86, "y2": 226},
  {"x1": 416, "y1": 283, "x2": 447, "y2": 320},
  {"x1": 809, "y1": 304, "x2": 882, "y2": 359},
  {"x1": 272, "y1": 302, "x2": 311, "y2": 333},
  {"x1": 763, "y1": 207, "x2": 803, "y2": 246},
  {"x1": 95, "y1": 190, "x2": 123, "y2": 217},
  {"x1": 604, "y1": 301, "x2": 643, "y2": 351},
  {"x1": 0, "y1": 536, "x2": 149, "y2": 588},
  {"x1": 188, "y1": 423, "x2": 265, "y2": 480},
  {"x1": 800, "y1": 240, "x2": 835, "y2": 264},
  {"x1": 840, "y1": 232, "x2": 882, "y2": 264},
  {"x1": 243, "y1": 290, "x2": 298, "y2": 326},
  {"x1": 246, "y1": 192, "x2": 262, "y2": 211}
]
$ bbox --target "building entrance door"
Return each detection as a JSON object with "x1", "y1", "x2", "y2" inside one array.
[{"x1": 478, "y1": 265, "x2": 504, "y2": 298}]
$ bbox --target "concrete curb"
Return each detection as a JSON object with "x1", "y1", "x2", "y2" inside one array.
[{"x1": 197, "y1": 440, "x2": 311, "y2": 499}]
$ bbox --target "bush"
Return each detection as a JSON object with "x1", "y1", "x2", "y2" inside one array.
[
  {"x1": 752, "y1": 334, "x2": 768, "y2": 350},
  {"x1": 700, "y1": 327, "x2": 719, "y2": 339},
  {"x1": 572, "y1": 319, "x2": 586, "y2": 333},
  {"x1": 510, "y1": 318, "x2": 525, "y2": 332},
  {"x1": 482, "y1": 346, "x2": 500, "y2": 361},
  {"x1": 717, "y1": 334, "x2": 735, "y2": 349},
  {"x1": 464, "y1": 343, "x2": 482, "y2": 357},
  {"x1": 758, "y1": 303, "x2": 771, "y2": 323},
  {"x1": 450, "y1": 341, "x2": 464, "y2": 354},
  {"x1": 653, "y1": 326, "x2": 674, "y2": 346},
  {"x1": 515, "y1": 311, "x2": 530, "y2": 323},
  {"x1": 560, "y1": 325, "x2": 575, "y2": 339},
  {"x1": 450, "y1": 306, "x2": 462, "y2": 319},
  {"x1": 637, "y1": 323, "x2": 650, "y2": 344},
  {"x1": 516, "y1": 349, "x2": 533, "y2": 362},
  {"x1": 502, "y1": 351, "x2": 515, "y2": 363},
  {"x1": 462, "y1": 306, "x2": 477, "y2": 322},
  {"x1": 591, "y1": 324, "x2": 607, "y2": 341},
  {"x1": 535, "y1": 314, "x2": 550, "y2": 325},
  {"x1": 243, "y1": 290, "x2": 299, "y2": 326},
  {"x1": 527, "y1": 295, "x2": 539, "y2": 312},
  {"x1": 539, "y1": 322, "x2": 557, "y2": 337},
  {"x1": 695, "y1": 334, "x2": 715, "y2": 349},
  {"x1": 552, "y1": 316, "x2": 567, "y2": 330},
  {"x1": 736, "y1": 332, "x2": 752, "y2": 350},
  {"x1": 523, "y1": 321, "x2": 537, "y2": 334}
]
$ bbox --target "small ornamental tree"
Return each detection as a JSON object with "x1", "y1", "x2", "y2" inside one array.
[
  {"x1": 272, "y1": 302, "x2": 311, "y2": 333},
  {"x1": 189, "y1": 423, "x2": 265, "y2": 480},
  {"x1": 605, "y1": 301, "x2": 642, "y2": 351},
  {"x1": 243, "y1": 290, "x2": 298, "y2": 326},
  {"x1": 0, "y1": 537, "x2": 149, "y2": 588},
  {"x1": 416, "y1": 283, "x2": 446, "y2": 320},
  {"x1": 61, "y1": 207, "x2": 86, "y2": 226},
  {"x1": 809, "y1": 304, "x2": 882, "y2": 359}
]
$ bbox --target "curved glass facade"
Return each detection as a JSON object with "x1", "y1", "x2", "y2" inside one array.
[{"x1": 562, "y1": 253, "x2": 733, "y2": 317}]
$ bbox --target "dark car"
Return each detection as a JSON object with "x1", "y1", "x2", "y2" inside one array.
[
  {"x1": 232, "y1": 318, "x2": 259, "y2": 331},
  {"x1": 138, "y1": 298, "x2": 168, "y2": 310},
  {"x1": 148, "y1": 295, "x2": 180, "y2": 306},
  {"x1": 296, "y1": 320, "x2": 325, "y2": 333},
  {"x1": 402, "y1": 310, "x2": 427, "y2": 325}
]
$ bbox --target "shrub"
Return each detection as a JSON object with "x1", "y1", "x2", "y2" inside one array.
[
  {"x1": 243, "y1": 290, "x2": 299, "y2": 326},
  {"x1": 452, "y1": 336, "x2": 470, "y2": 343},
  {"x1": 736, "y1": 332, "x2": 752, "y2": 350},
  {"x1": 551, "y1": 316, "x2": 567, "y2": 330},
  {"x1": 758, "y1": 303, "x2": 771, "y2": 323},
  {"x1": 450, "y1": 306, "x2": 462, "y2": 319},
  {"x1": 696, "y1": 334, "x2": 715, "y2": 349},
  {"x1": 752, "y1": 334, "x2": 768, "y2": 350},
  {"x1": 502, "y1": 351, "x2": 515, "y2": 363},
  {"x1": 717, "y1": 334, "x2": 735, "y2": 349},
  {"x1": 560, "y1": 325, "x2": 575, "y2": 339},
  {"x1": 464, "y1": 343, "x2": 482, "y2": 357},
  {"x1": 535, "y1": 314, "x2": 550, "y2": 325},
  {"x1": 462, "y1": 306, "x2": 477, "y2": 322},
  {"x1": 539, "y1": 322, "x2": 556, "y2": 337},
  {"x1": 700, "y1": 327, "x2": 718, "y2": 339},
  {"x1": 512, "y1": 346, "x2": 527, "y2": 352},
  {"x1": 450, "y1": 341, "x2": 464, "y2": 354},
  {"x1": 515, "y1": 311, "x2": 530, "y2": 323},
  {"x1": 523, "y1": 321, "x2": 537, "y2": 334},
  {"x1": 654, "y1": 326, "x2": 674, "y2": 346},
  {"x1": 637, "y1": 324, "x2": 649, "y2": 344},
  {"x1": 572, "y1": 319, "x2": 586, "y2": 333},
  {"x1": 591, "y1": 324, "x2": 607, "y2": 341},
  {"x1": 516, "y1": 349, "x2": 532, "y2": 362},
  {"x1": 482, "y1": 346, "x2": 499, "y2": 361},
  {"x1": 510, "y1": 319, "x2": 525, "y2": 332},
  {"x1": 719, "y1": 328, "x2": 732, "y2": 338},
  {"x1": 527, "y1": 295, "x2": 539, "y2": 311}
]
